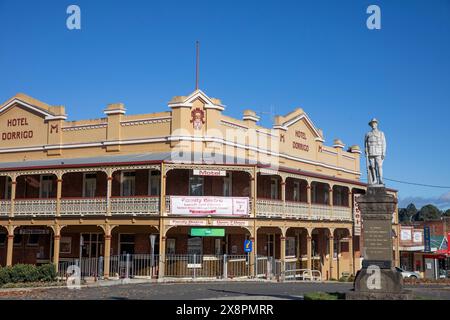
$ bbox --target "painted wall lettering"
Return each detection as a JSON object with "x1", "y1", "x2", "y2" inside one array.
[
  {"x1": 293, "y1": 130, "x2": 309, "y2": 151},
  {"x1": 1, "y1": 117, "x2": 34, "y2": 141}
]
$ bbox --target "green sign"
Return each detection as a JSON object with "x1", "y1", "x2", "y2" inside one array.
[{"x1": 190, "y1": 228, "x2": 225, "y2": 237}]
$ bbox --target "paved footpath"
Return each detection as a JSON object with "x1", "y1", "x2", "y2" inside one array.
[{"x1": 0, "y1": 281, "x2": 449, "y2": 300}]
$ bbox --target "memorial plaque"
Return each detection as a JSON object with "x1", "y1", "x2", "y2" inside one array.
[{"x1": 362, "y1": 219, "x2": 392, "y2": 268}]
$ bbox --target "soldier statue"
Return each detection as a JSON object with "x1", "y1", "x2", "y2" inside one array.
[{"x1": 364, "y1": 118, "x2": 386, "y2": 185}]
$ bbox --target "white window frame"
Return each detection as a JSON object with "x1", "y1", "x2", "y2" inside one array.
[
  {"x1": 189, "y1": 172, "x2": 204, "y2": 196},
  {"x1": 118, "y1": 233, "x2": 135, "y2": 255},
  {"x1": 4, "y1": 177, "x2": 11, "y2": 200},
  {"x1": 293, "y1": 181, "x2": 300, "y2": 202},
  {"x1": 285, "y1": 236, "x2": 296, "y2": 258},
  {"x1": 166, "y1": 238, "x2": 176, "y2": 255},
  {"x1": 214, "y1": 238, "x2": 222, "y2": 255},
  {"x1": 270, "y1": 177, "x2": 279, "y2": 200},
  {"x1": 223, "y1": 172, "x2": 232, "y2": 197},
  {"x1": 39, "y1": 174, "x2": 54, "y2": 198},
  {"x1": 148, "y1": 170, "x2": 161, "y2": 196},
  {"x1": 267, "y1": 233, "x2": 275, "y2": 257},
  {"x1": 120, "y1": 171, "x2": 136, "y2": 197},
  {"x1": 82, "y1": 172, "x2": 97, "y2": 198}
]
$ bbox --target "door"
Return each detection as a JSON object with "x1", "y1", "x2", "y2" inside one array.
[{"x1": 83, "y1": 173, "x2": 97, "y2": 197}]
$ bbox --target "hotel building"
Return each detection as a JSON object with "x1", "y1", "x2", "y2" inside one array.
[{"x1": 0, "y1": 90, "x2": 400, "y2": 280}]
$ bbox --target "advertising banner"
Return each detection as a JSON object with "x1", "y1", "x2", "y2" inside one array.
[
  {"x1": 169, "y1": 196, "x2": 249, "y2": 216},
  {"x1": 353, "y1": 194, "x2": 362, "y2": 236},
  {"x1": 424, "y1": 226, "x2": 431, "y2": 252}
]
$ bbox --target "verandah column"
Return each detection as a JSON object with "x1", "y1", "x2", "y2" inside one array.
[
  {"x1": 280, "y1": 228, "x2": 286, "y2": 281},
  {"x1": 306, "y1": 229, "x2": 312, "y2": 271},
  {"x1": 53, "y1": 225, "x2": 61, "y2": 272},
  {"x1": 106, "y1": 168, "x2": 113, "y2": 216},
  {"x1": 158, "y1": 162, "x2": 167, "y2": 279},
  {"x1": 6, "y1": 225, "x2": 15, "y2": 266},
  {"x1": 103, "y1": 225, "x2": 112, "y2": 279},
  {"x1": 250, "y1": 167, "x2": 257, "y2": 277},
  {"x1": 9, "y1": 175, "x2": 16, "y2": 218},
  {"x1": 348, "y1": 231, "x2": 354, "y2": 275},
  {"x1": 306, "y1": 181, "x2": 312, "y2": 219},
  {"x1": 56, "y1": 172, "x2": 63, "y2": 217},
  {"x1": 328, "y1": 228, "x2": 335, "y2": 280}
]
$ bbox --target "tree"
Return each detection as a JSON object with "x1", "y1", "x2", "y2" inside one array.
[
  {"x1": 415, "y1": 204, "x2": 442, "y2": 221},
  {"x1": 444, "y1": 209, "x2": 450, "y2": 217},
  {"x1": 399, "y1": 203, "x2": 418, "y2": 222}
]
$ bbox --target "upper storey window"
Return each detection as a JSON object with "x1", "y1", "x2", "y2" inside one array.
[
  {"x1": 189, "y1": 173, "x2": 204, "y2": 196},
  {"x1": 39, "y1": 175, "x2": 54, "y2": 198},
  {"x1": 121, "y1": 171, "x2": 136, "y2": 197}
]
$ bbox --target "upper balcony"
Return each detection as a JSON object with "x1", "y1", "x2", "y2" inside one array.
[{"x1": 0, "y1": 167, "x2": 360, "y2": 221}]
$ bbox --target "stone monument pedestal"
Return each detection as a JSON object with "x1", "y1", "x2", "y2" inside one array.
[{"x1": 346, "y1": 186, "x2": 413, "y2": 300}]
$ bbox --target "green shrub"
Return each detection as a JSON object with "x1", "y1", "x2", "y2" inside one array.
[
  {"x1": 304, "y1": 292, "x2": 341, "y2": 300},
  {"x1": 0, "y1": 267, "x2": 11, "y2": 285},
  {"x1": 8, "y1": 264, "x2": 40, "y2": 283},
  {"x1": 37, "y1": 264, "x2": 56, "y2": 282}
]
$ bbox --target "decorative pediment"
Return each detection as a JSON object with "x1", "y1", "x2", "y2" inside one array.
[
  {"x1": 0, "y1": 93, "x2": 67, "y2": 120},
  {"x1": 168, "y1": 89, "x2": 225, "y2": 111},
  {"x1": 273, "y1": 108, "x2": 324, "y2": 142}
]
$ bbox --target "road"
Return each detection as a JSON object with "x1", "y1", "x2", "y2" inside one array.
[{"x1": 0, "y1": 281, "x2": 449, "y2": 300}]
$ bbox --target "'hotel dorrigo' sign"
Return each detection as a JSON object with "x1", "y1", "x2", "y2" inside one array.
[{"x1": 169, "y1": 196, "x2": 249, "y2": 216}]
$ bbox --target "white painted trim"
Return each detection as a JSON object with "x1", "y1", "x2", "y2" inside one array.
[
  {"x1": 203, "y1": 104, "x2": 225, "y2": 111},
  {"x1": 62, "y1": 123, "x2": 107, "y2": 131},
  {"x1": 120, "y1": 116, "x2": 172, "y2": 126},
  {"x1": 242, "y1": 115, "x2": 260, "y2": 122},
  {"x1": 167, "y1": 102, "x2": 193, "y2": 108},
  {"x1": 0, "y1": 135, "x2": 360, "y2": 175},
  {"x1": 104, "y1": 109, "x2": 126, "y2": 115}
]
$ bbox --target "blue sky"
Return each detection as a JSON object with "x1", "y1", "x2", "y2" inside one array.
[{"x1": 0, "y1": 0, "x2": 449, "y2": 209}]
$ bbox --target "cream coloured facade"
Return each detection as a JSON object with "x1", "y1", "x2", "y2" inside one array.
[{"x1": 0, "y1": 90, "x2": 400, "y2": 280}]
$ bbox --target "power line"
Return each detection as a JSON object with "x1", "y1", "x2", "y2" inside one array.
[{"x1": 384, "y1": 177, "x2": 450, "y2": 189}]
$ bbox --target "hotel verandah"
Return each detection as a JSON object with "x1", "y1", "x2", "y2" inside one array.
[{"x1": 0, "y1": 90, "x2": 400, "y2": 281}]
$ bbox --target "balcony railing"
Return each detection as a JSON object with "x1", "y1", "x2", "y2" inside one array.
[
  {"x1": 0, "y1": 200, "x2": 10, "y2": 216},
  {"x1": 110, "y1": 196, "x2": 160, "y2": 215},
  {"x1": 1, "y1": 196, "x2": 351, "y2": 221},
  {"x1": 256, "y1": 199, "x2": 284, "y2": 218},
  {"x1": 60, "y1": 198, "x2": 107, "y2": 216},
  {"x1": 332, "y1": 205, "x2": 353, "y2": 221},
  {"x1": 284, "y1": 201, "x2": 309, "y2": 219},
  {"x1": 255, "y1": 199, "x2": 352, "y2": 221},
  {"x1": 14, "y1": 199, "x2": 57, "y2": 217}
]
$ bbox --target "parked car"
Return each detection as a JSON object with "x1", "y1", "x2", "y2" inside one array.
[{"x1": 395, "y1": 267, "x2": 421, "y2": 279}]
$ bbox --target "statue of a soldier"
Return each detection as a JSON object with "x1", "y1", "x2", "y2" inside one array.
[{"x1": 365, "y1": 118, "x2": 386, "y2": 185}]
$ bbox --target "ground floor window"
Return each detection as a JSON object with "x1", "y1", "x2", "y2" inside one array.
[
  {"x1": 215, "y1": 238, "x2": 223, "y2": 255},
  {"x1": 26, "y1": 234, "x2": 39, "y2": 246},
  {"x1": 166, "y1": 238, "x2": 176, "y2": 255},
  {"x1": 285, "y1": 237, "x2": 296, "y2": 257},
  {"x1": 60, "y1": 236, "x2": 72, "y2": 254},
  {"x1": 13, "y1": 234, "x2": 23, "y2": 246},
  {"x1": 187, "y1": 237, "x2": 203, "y2": 265},
  {"x1": 119, "y1": 234, "x2": 135, "y2": 255},
  {"x1": 81, "y1": 233, "x2": 104, "y2": 258}
]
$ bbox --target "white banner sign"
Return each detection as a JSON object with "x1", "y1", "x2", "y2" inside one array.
[
  {"x1": 169, "y1": 196, "x2": 249, "y2": 216},
  {"x1": 167, "y1": 219, "x2": 250, "y2": 227},
  {"x1": 413, "y1": 231, "x2": 423, "y2": 243},
  {"x1": 400, "y1": 228, "x2": 412, "y2": 241},
  {"x1": 353, "y1": 194, "x2": 362, "y2": 236},
  {"x1": 193, "y1": 169, "x2": 226, "y2": 176}
]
